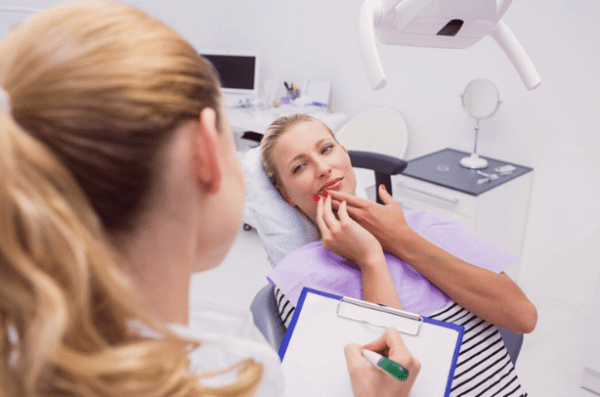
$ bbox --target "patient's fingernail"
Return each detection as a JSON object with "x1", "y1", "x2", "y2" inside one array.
[
  {"x1": 381, "y1": 184, "x2": 386, "y2": 191},
  {"x1": 314, "y1": 195, "x2": 320, "y2": 201}
]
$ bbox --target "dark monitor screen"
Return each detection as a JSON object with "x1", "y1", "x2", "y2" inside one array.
[{"x1": 202, "y1": 54, "x2": 256, "y2": 90}]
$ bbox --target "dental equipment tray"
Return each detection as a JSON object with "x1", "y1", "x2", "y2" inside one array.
[{"x1": 401, "y1": 148, "x2": 533, "y2": 196}]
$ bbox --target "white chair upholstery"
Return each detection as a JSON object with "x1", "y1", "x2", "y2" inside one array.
[
  {"x1": 336, "y1": 107, "x2": 408, "y2": 189},
  {"x1": 336, "y1": 107, "x2": 408, "y2": 158}
]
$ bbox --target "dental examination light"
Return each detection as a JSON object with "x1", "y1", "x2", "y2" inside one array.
[{"x1": 359, "y1": 0, "x2": 541, "y2": 90}]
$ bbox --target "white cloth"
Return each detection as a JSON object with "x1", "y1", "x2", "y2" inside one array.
[{"x1": 169, "y1": 300, "x2": 285, "y2": 396}]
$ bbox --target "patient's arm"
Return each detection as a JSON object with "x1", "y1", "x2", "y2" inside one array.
[
  {"x1": 316, "y1": 194, "x2": 402, "y2": 310},
  {"x1": 329, "y1": 186, "x2": 537, "y2": 334},
  {"x1": 397, "y1": 232, "x2": 537, "y2": 334}
]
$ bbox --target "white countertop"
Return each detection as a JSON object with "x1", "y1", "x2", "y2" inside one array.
[{"x1": 227, "y1": 105, "x2": 348, "y2": 133}]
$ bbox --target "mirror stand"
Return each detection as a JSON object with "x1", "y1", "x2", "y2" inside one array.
[
  {"x1": 459, "y1": 79, "x2": 500, "y2": 170},
  {"x1": 460, "y1": 119, "x2": 489, "y2": 169}
]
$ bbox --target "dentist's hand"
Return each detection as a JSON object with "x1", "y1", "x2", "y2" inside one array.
[
  {"x1": 345, "y1": 328, "x2": 421, "y2": 397},
  {"x1": 329, "y1": 185, "x2": 413, "y2": 256},
  {"x1": 315, "y1": 192, "x2": 384, "y2": 270}
]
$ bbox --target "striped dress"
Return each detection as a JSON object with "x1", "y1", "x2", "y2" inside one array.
[{"x1": 274, "y1": 286, "x2": 528, "y2": 397}]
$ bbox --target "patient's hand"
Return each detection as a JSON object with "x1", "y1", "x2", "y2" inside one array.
[
  {"x1": 329, "y1": 185, "x2": 412, "y2": 255},
  {"x1": 320, "y1": 192, "x2": 403, "y2": 309},
  {"x1": 315, "y1": 193, "x2": 385, "y2": 270}
]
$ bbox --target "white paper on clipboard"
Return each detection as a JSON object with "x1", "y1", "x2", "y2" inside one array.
[{"x1": 279, "y1": 288, "x2": 463, "y2": 397}]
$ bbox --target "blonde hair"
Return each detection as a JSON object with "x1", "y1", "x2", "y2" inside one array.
[
  {"x1": 0, "y1": 2, "x2": 261, "y2": 396},
  {"x1": 260, "y1": 113, "x2": 336, "y2": 196}
]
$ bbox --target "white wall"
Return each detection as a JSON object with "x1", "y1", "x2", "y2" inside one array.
[{"x1": 3, "y1": 0, "x2": 600, "y2": 310}]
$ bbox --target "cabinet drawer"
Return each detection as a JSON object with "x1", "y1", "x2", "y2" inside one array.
[
  {"x1": 398, "y1": 195, "x2": 476, "y2": 230},
  {"x1": 394, "y1": 175, "x2": 478, "y2": 218}
]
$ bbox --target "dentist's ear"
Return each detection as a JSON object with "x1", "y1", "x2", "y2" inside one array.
[{"x1": 193, "y1": 107, "x2": 222, "y2": 194}]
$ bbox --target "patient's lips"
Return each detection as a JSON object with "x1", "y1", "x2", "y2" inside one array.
[{"x1": 319, "y1": 177, "x2": 343, "y2": 195}]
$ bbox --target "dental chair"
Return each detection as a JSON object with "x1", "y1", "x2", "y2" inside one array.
[
  {"x1": 250, "y1": 283, "x2": 524, "y2": 365},
  {"x1": 335, "y1": 107, "x2": 409, "y2": 202},
  {"x1": 241, "y1": 133, "x2": 524, "y2": 365}
]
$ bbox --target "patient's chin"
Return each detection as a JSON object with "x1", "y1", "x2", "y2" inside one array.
[{"x1": 290, "y1": 203, "x2": 315, "y2": 225}]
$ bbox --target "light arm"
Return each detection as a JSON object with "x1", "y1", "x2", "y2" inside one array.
[
  {"x1": 491, "y1": 19, "x2": 542, "y2": 90},
  {"x1": 358, "y1": 0, "x2": 433, "y2": 90},
  {"x1": 359, "y1": 0, "x2": 387, "y2": 89}
]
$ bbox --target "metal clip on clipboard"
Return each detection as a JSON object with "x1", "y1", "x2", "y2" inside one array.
[{"x1": 337, "y1": 297, "x2": 424, "y2": 336}]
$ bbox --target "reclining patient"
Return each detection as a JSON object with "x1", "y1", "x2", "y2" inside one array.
[{"x1": 259, "y1": 113, "x2": 536, "y2": 397}]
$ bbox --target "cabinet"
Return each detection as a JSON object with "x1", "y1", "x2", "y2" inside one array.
[
  {"x1": 228, "y1": 106, "x2": 348, "y2": 150},
  {"x1": 391, "y1": 148, "x2": 533, "y2": 280}
]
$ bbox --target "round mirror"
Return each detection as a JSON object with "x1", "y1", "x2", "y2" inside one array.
[
  {"x1": 462, "y1": 79, "x2": 500, "y2": 120},
  {"x1": 459, "y1": 79, "x2": 501, "y2": 170}
]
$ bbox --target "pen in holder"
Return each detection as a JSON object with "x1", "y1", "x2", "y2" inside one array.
[{"x1": 284, "y1": 81, "x2": 300, "y2": 100}]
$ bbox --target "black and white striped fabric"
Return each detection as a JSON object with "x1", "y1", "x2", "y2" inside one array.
[
  {"x1": 429, "y1": 302, "x2": 527, "y2": 397},
  {"x1": 274, "y1": 285, "x2": 296, "y2": 328},
  {"x1": 273, "y1": 286, "x2": 527, "y2": 397}
]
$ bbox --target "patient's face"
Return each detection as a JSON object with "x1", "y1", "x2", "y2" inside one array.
[{"x1": 272, "y1": 121, "x2": 356, "y2": 221}]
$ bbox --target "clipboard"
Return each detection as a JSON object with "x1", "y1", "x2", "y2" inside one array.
[{"x1": 279, "y1": 288, "x2": 463, "y2": 397}]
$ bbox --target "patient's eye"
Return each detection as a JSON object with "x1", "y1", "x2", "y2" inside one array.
[
  {"x1": 321, "y1": 145, "x2": 333, "y2": 154},
  {"x1": 292, "y1": 163, "x2": 304, "y2": 174}
]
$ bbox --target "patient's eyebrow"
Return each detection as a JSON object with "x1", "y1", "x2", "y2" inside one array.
[{"x1": 286, "y1": 138, "x2": 331, "y2": 169}]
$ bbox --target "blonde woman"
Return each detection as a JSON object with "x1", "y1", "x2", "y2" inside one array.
[
  {"x1": 0, "y1": 2, "x2": 419, "y2": 397},
  {"x1": 261, "y1": 114, "x2": 536, "y2": 397}
]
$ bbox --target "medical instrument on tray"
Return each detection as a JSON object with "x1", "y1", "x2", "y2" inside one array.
[
  {"x1": 477, "y1": 170, "x2": 498, "y2": 180},
  {"x1": 495, "y1": 164, "x2": 517, "y2": 174}
]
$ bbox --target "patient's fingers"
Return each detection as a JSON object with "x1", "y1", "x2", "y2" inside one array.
[
  {"x1": 315, "y1": 194, "x2": 329, "y2": 237},
  {"x1": 322, "y1": 193, "x2": 340, "y2": 231},
  {"x1": 331, "y1": 196, "x2": 363, "y2": 221},
  {"x1": 378, "y1": 184, "x2": 395, "y2": 205},
  {"x1": 329, "y1": 190, "x2": 368, "y2": 209},
  {"x1": 344, "y1": 204, "x2": 364, "y2": 221},
  {"x1": 337, "y1": 200, "x2": 350, "y2": 223}
]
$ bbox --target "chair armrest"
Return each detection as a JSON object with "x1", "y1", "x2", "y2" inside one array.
[
  {"x1": 239, "y1": 132, "x2": 408, "y2": 205},
  {"x1": 241, "y1": 131, "x2": 264, "y2": 142},
  {"x1": 497, "y1": 327, "x2": 524, "y2": 365},
  {"x1": 347, "y1": 150, "x2": 407, "y2": 175},
  {"x1": 250, "y1": 285, "x2": 286, "y2": 351},
  {"x1": 347, "y1": 150, "x2": 407, "y2": 203}
]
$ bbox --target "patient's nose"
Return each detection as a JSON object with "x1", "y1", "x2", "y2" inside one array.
[{"x1": 315, "y1": 158, "x2": 332, "y2": 178}]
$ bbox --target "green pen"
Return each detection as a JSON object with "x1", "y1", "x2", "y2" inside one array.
[{"x1": 362, "y1": 349, "x2": 409, "y2": 381}]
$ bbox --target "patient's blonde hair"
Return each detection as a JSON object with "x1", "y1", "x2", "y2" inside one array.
[
  {"x1": 260, "y1": 113, "x2": 337, "y2": 196},
  {"x1": 0, "y1": 2, "x2": 261, "y2": 396}
]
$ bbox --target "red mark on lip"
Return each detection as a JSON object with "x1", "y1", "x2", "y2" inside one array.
[
  {"x1": 313, "y1": 195, "x2": 320, "y2": 201},
  {"x1": 323, "y1": 190, "x2": 329, "y2": 198}
]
